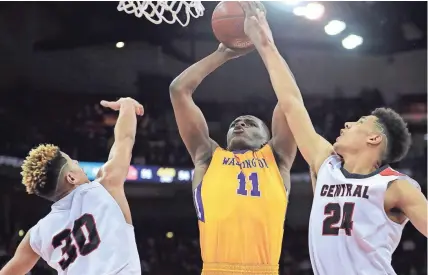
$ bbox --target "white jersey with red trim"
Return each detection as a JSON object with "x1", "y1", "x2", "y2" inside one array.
[
  {"x1": 29, "y1": 181, "x2": 140, "y2": 275},
  {"x1": 308, "y1": 155, "x2": 420, "y2": 275}
]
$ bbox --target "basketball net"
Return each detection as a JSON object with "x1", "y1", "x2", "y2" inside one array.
[{"x1": 117, "y1": 1, "x2": 205, "y2": 27}]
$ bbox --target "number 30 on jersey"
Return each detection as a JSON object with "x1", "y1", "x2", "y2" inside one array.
[{"x1": 51, "y1": 214, "x2": 101, "y2": 270}]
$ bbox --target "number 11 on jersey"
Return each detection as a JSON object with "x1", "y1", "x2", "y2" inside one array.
[{"x1": 236, "y1": 172, "x2": 261, "y2": 197}]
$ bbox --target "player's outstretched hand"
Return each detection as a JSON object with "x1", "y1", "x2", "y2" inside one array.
[
  {"x1": 240, "y1": 1, "x2": 274, "y2": 48},
  {"x1": 216, "y1": 43, "x2": 254, "y2": 60},
  {"x1": 100, "y1": 97, "x2": 144, "y2": 116}
]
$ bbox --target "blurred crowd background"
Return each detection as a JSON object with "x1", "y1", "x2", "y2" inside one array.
[{"x1": 0, "y1": 1, "x2": 427, "y2": 275}]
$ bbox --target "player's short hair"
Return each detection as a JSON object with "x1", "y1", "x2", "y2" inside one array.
[
  {"x1": 21, "y1": 144, "x2": 67, "y2": 197},
  {"x1": 371, "y1": 107, "x2": 411, "y2": 164}
]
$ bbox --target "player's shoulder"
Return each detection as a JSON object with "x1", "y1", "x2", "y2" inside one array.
[
  {"x1": 79, "y1": 181, "x2": 115, "y2": 201},
  {"x1": 381, "y1": 167, "x2": 421, "y2": 190}
]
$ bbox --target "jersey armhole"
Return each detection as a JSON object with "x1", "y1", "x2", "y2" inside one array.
[{"x1": 28, "y1": 226, "x2": 41, "y2": 256}]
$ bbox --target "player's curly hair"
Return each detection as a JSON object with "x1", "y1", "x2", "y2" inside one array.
[
  {"x1": 372, "y1": 107, "x2": 411, "y2": 164},
  {"x1": 21, "y1": 144, "x2": 67, "y2": 197}
]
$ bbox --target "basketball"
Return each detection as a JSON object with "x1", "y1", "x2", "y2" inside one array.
[{"x1": 211, "y1": 1, "x2": 252, "y2": 49}]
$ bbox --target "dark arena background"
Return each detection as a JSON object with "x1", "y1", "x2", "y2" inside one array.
[{"x1": 0, "y1": 1, "x2": 427, "y2": 275}]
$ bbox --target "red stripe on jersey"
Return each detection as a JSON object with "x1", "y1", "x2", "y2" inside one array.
[{"x1": 380, "y1": 167, "x2": 405, "y2": 177}]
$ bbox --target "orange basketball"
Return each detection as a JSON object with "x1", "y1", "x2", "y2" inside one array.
[{"x1": 211, "y1": 1, "x2": 253, "y2": 49}]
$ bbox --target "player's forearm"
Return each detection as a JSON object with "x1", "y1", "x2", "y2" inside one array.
[
  {"x1": 256, "y1": 43, "x2": 303, "y2": 109},
  {"x1": 0, "y1": 260, "x2": 32, "y2": 275},
  {"x1": 170, "y1": 50, "x2": 229, "y2": 96},
  {"x1": 102, "y1": 101, "x2": 137, "y2": 185},
  {"x1": 114, "y1": 101, "x2": 137, "y2": 144},
  {"x1": 0, "y1": 259, "x2": 26, "y2": 275},
  {"x1": 106, "y1": 101, "x2": 136, "y2": 161},
  {"x1": 255, "y1": 42, "x2": 333, "y2": 169}
]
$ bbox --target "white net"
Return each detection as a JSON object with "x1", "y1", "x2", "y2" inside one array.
[{"x1": 117, "y1": 1, "x2": 205, "y2": 27}]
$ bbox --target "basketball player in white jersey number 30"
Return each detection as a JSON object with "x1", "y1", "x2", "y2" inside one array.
[
  {"x1": 0, "y1": 97, "x2": 143, "y2": 275},
  {"x1": 240, "y1": 3, "x2": 427, "y2": 275}
]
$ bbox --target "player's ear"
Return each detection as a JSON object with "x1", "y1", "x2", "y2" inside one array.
[
  {"x1": 367, "y1": 134, "x2": 383, "y2": 146},
  {"x1": 66, "y1": 171, "x2": 79, "y2": 185}
]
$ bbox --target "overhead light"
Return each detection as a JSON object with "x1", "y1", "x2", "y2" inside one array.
[
  {"x1": 293, "y1": 6, "x2": 307, "y2": 16},
  {"x1": 324, "y1": 20, "x2": 346, "y2": 36},
  {"x1": 305, "y1": 3, "x2": 324, "y2": 20},
  {"x1": 342, "y1": 34, "x2": 363, "y2": 49},
  {"x1": 116, "y1": 42, "x2": 125, "y2": 48}
]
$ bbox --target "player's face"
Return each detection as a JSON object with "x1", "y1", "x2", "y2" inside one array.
[
  {"x1": 61, "y1": 152, "x2": 89, "y2": 185},
  {"x1": 226, "y1": 116, "x2": 268, "y2": 150},
  {"x1": 333, "y1": 115, "x2": 383, "y2": 154}
]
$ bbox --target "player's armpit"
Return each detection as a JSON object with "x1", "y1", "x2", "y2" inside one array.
[
  {"x1": 390, "y1": 179, "x2": 427, "y2": 237},
  {"x1": 0, "y1": 233, "x2": 39, "y2": 275},
  {"x1": 270, "y1": 104, "x2": 297, "y2": 170}
]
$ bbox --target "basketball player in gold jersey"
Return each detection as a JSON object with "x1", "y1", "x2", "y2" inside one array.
[{"x1": 169, "y1": 2, "x2": 300, "y2": 274}]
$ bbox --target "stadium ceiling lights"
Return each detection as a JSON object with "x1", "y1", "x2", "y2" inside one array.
[
  {"x1": 116, "y1": 41, "x2": 125, "y2": 48},
  {"x1": 342, "y1": 34, "x2": 363, "y2": 49},
  {"x1": 293, "y1": 2, "x2": 325, "y2": 20},
  {"x1": 324, "y1": 20, "x2": 346, "y2": 36}
]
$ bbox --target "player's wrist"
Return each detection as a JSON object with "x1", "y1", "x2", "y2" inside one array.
[
  {"x1": 255, "y1": 40, "x2": 277, "y2": 57},
  {"x1": 118, "y1": 99, "x2": 135, "y2": 110},
  {"x1": 214, "y1": 47, "x2": 234, "y2": 61}
]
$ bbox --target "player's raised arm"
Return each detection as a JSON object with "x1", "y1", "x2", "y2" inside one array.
[
  {"x1": 96, "y1": 97, "x2": 141, "y2": 225},
  {"x1": 242, "y1": 2, "x2": 333, "y2": 174},
  {"x1": 0, "y1": 233, "x2": 40, "y2": 275},
  {"x1": 97, "y1": 97, "x2": 141, "y2": 189},
  {"x1": 170, "y1": 45, "x2": 251, "y2": 164}
]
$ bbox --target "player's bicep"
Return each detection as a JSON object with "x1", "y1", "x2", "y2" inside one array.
[
  {"x1": 170, "y1": 89, "x2": 215, "y2": 163},
  {"x1": 281, "y1": 97, "x2": 333, "y2": 172},
  {"x1": 0, "y1": 233, "x2": 39, "y2": 275},
  {"x1": 393, "y1": 180, "x2": 427, "y2": 237},
  {"x1": 271, "y1": 104, "x2": 297, "y2": 169}
]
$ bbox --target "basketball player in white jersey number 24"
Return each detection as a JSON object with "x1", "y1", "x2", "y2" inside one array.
[
  {"x1": 240, "y1": 3, "x2": 427, "y2": 275},
  {"x1": 0, "y1": 97, "x2": 143, "y2": 275}
]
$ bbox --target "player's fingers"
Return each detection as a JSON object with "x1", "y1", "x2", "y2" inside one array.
[
  {"x1": 248, "y1": 1, "x2": 258, "y2": 15},
  {"x1": 255, "y1": 1, "x2": 266, "y2": 13},
  {"x1": 256, "y1": 8, "x2": 266, "y2": 23},
  {"x1": 249, "y1": 16, "x2": 259, "y2": 25},
  {"x1": 100, "y1": 100, "x2": 120, "y2": 110},
  {"x1": 239, "y1": 1, "x2": 251, "y2": 16},
  {"x1": 137, "y1": 105, "x2": 144, "y2": 116},
  {"x1": 100, "y1": 100, "x2": 113, "y2": 107}
]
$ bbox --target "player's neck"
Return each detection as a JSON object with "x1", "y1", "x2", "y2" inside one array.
[
  {"x1": 342, "y1": 152, "x2": 379, "y2": 175},
  {"x1": 52, "y1": 186, "x2": 76, "y2": 202}
]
